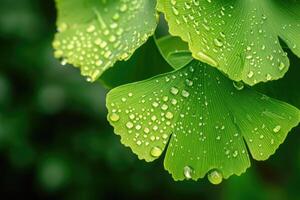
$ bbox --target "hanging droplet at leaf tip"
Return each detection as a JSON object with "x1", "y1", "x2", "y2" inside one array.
[{"x1": 207, "y1": 169, "x2": 223, "y2": 185}]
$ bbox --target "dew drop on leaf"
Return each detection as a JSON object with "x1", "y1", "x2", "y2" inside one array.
[
  {"x1": 207, "y1": 169, "x2": 223, "y2": 185},
  {"x1": 170, "y1": 87, "x2": 179, "y2": 95},
  {"x1": 110, "y1": 113, "x2": 120, "y2": 122},
  {"x1": 165, "y1": 111, "x2": 174, "y2": 119},
  {"x1": 183, "y1": 166, "x2": 193, "y2": 180},
  {"x1": 126, "y1": 121, "x2": 134, "y2": 129},
  {"x1": 247, "y1": 71, "x2": 254, "y2": 78},
  {"x1": 279, "y1": 62, "x2": 286, "y2": 71},
  {"x1": 213, "y1": 38, "x2": 223, "y2": 47},
  {"x1": 150, "y1": 147, "x2": 163, "y2": 157},
  {"x1": 181, "y1": 90, "x2": 190, "y2": 98},
  {"x1": 233, "y1": 81, "x2": 245, "y2": 90},
  {"x1": 273, "y1": 125, "x2": 281, "y2": 133}
]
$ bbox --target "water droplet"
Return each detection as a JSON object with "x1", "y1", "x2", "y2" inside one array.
[
  {"x1": 161, "y1": 104, "x2": 169, "y2": 111},
  {"x1": 181, "y1": 90, "x2": 190, "y2": 98},
  {"x1": 247, "y1": 70, "x2": 254, "y2": 78},
  {"x1": 266, "y1": 74, "x2": 272, "y2": 81},
  {"x1": 170, "y1": 87, "x2": 179, "y2": 95},
  {"x1": 144, "y1": 127, "x2": 150, "y2": 133},
  {"x1": 213, "y1": 38, "x2": 223, "y2": 47},
  {"x1": 150, "y1": 147, "x2": 162, "y2": 157},
  {"x1": 183, "y1": 166, "x2": 193, "y2": 179},
  {"x1": 185, "y1": 79, "x2": 193, "y2": 86},
  {"x1": 126, "y1": 121, "x2": 134, "y2": 129},
  {"x1": 207, "y1": 169, "x2": 223, "y2": 185},
  {"x1": 279, "y1": 62, "x2": 286, "y2": 71},
  {"x1": 110, "y1": 113, "x2": 120, "y2": 122},
  {"x1": 172, "y1": 7, "x2": 179, "y2": 16},
  {"x1": 165, "y1": 112, "x2": 174, "y2": 119},
  {"x1": 135, "y1": 125, "x2": 142, "y2": 130},
  {"x1": 273, "y1": 125, "x2": 281, "y2": 133},
  {"x1": 171, "y1": 99, "x2": 177, "y2": 105},
  {"x1": 152, "y1": 102, "x2": 159, "y2": 108},
  {"x1": 233, "y1": 150, "x2": 238, "y2": 157},
  {"x1": 233, "y1": 81, "x2": 244, "y2": 90}
]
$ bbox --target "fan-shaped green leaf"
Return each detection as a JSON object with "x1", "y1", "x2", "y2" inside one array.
[
  {"x1": 158, "y1": 0, "x2": 300, "y2": 85},
  {"x1": 53, "y1": 0, "x2": 157, "y2": 82},
  {"x1": 106, "y1": 61, "x2": 300, "y2": 182}
]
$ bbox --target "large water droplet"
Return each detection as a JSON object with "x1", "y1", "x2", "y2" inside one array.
[
  {"x1": 126, "y1": 121, "x2": 134, "y2": 129},
  {"x1": 181, "y1": 90, "x2": 190, "y2": 98},
  {"x1": 233, "y1": 81, "x2": 244, "y2": 90},
  {"x1": 183, "y1": 166, "x2": 193, "y2": 179},
  {"x1": 170, "y1": 87, "x2": 179, "y2": 95},
  {"x1": 273, "y1": 125, "x2": 281, "y2": 133},
  {"x1": 207, "y1": 169, "x2": 223, "y2": 185},
  {"x1": 150, "y1": 147, "x2": 162, "y2": 157},
  {"x1": 165, "y1": 111, "x2": 174, "y2": 119},
  {"x1": 213, "y1": 38, "x2": 223, "y2": 47},
  {"x1": 110, "y1": 113, "x2": 120, "y2": 122}
]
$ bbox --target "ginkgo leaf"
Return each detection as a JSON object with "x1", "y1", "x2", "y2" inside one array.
[
  {"x1": 53, "y1": 0, "x2": 157, "y2": 82},
  {"x1": 106, "y1": 61, "x2": 300, "y2": 182},
  {"x1": 158, "y1": 0, "x2": 300, "y2": 85}
]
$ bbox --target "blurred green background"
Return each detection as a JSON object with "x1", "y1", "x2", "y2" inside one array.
[{"x1": 0, "y1": 0, "x2": 300, "y2": 199}]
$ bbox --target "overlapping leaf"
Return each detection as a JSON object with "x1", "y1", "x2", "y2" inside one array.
[
  {"x1": 158, "y1": 0, "x2": 300, "y2": 85},
  {"x1": 106, "y1": 59, "x2": 300, "y2": 182},
  {"x1": 155, "y1": 35, "x2": 193, "y2": 69},
  {"x1": 53, "y1": 0, "x2": 157, "y2": 81}
]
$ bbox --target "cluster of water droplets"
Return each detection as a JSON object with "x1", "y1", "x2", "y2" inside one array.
[
  {"x1": 166, "y1": 0, "x2": 297, "y2": 84},
  {"x1": 241, "y1": 8, "x2": 288, "y2": 84},
  {"x1": 107, "y1": 60, "x2": 293, "y2": 182},
  {"x1": 108, "y1": 66, "x2": 198, "y2": 159},
  {"x1": 53, "y1": 0, "x2": 156, "y2": 82},
  {"x1": 107, "y1": 64, "x2": 222, "y2": 180}
]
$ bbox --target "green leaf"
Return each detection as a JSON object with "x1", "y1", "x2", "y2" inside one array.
[
  {"x1": 100, "y1": 37, "x2": 172, "y2": 88},
  {"x1": 106, "y1": 60, "x2": 300, "y2": 182},
  {"x1": 158, "y1": 0, "x2": 300, "y2": 85},
  {"x1": 53, "y1": 0, "x2": 157, "y2": 82},
  {"x1": 155, "y1": 35, "x2": 193, "y2": 69},
  {"x1": 156, "y1": 0, "x2": 164, "y2": 12}
]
